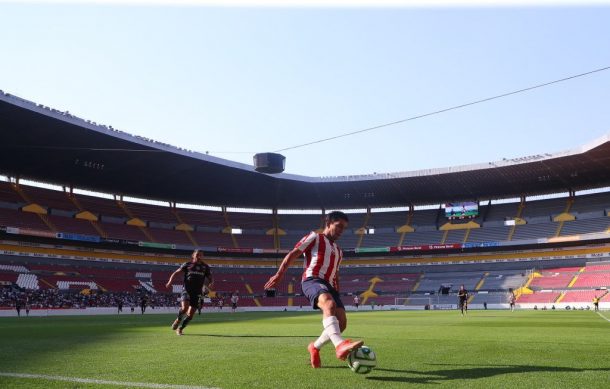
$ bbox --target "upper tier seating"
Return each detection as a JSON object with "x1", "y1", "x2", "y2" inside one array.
[
  {"x1": 0, "y1": 207, "x2": 50, "y2": 230},
  {"x1": 511, "y1": 223, "x2": 558, "y2": 241},
  {"x1": 226, "y1": 212, "x2": 273, "y2": 230},
  {"x1": 2, "y1": 181, "x2": 610, "y2": 249},
  {"x1": 367, "y1": 210, "x2": 409, "y2": 229},
  {"x1": 484, "y1": 202, "x2": 520, "y2": 222},
  {"x1": 560, "y1": 217, "x2": 610, "y2": 236},
  {"x1": 46, "y1": 214, "x2": 99, "y2": 235},
  {"x1": 0, "y1": 182, "x2": 25, "y2": 204},
  {"x1": 21, "y1": 185, "x2": 77, "y2": 212},
  {"x1": 521, "y1": 197, "x2": 569, "y2": 219},
  {"x1": 276, "y1": 214, "x2": 324, "y2": 231},
  {"x1": 571, "y1": 192, "x2": 610, "y2": 214},
  {"x1": 467, "y1": 226, "x2": 511, "y2": 242}
]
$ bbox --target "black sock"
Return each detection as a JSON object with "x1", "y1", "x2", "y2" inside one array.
[
  {"x1": 176, "y1": 310, "x2": 185, "y2": 322},
  {"x1": 180, "y1": 316, "x2": 192, "y2": 330}
]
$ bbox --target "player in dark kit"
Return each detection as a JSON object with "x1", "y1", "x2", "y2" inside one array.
[
  {"x1": 166, "y1": 250, "x2": 213, "y2": 335},
  {"x1": 458, "y1": 285, "x2": 468, "y2": 316},
  {"x1": 140, "y1": 295, "x2": 147, "y2": 315}
]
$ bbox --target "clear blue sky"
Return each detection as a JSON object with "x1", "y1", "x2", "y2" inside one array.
[{"x1": 1, "y1": 1, "x2": 609, "y2": 177}]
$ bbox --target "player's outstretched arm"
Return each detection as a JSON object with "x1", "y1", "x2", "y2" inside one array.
[
  {"x1": 165, "y1": 269, "x2": 182, "y2": 289},
  {"x1": 264, "y1": 248, "x2": 302, "y2": 290}
]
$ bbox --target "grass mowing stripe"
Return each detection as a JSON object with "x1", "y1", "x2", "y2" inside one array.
[
  {"x1": 0, "y1": 372, "x2": 220, "y2": 389},
  {"x1": 1, "y1": 311, "x2": 609, "y2": 388}
]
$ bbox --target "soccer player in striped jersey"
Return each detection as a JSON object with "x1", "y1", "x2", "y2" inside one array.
[{"x1": 264, "y1": 211, "x2": 363, "y2": 369}]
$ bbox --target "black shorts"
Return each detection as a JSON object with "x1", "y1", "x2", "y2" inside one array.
[
  {"x1": 232, "y1": 303, "x2": 237, "y2": 309},
  {"x1": 181, "y1": 289, "x2": 201, "y2": 304},
  {"x1": 301, "y1": 277, "x2": 344, "y2": 310},
  {"x1": 459, "y1": 299, "x2": 467, "y2": 307}
]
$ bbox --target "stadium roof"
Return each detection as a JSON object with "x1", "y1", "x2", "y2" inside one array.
[{"x1": 1, "y1": 91, "x2": 610, "y2": 209}]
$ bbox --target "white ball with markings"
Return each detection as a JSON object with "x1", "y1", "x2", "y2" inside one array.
[{"x1": 347, "y1": 346, "x2": 377, "y2": 374}]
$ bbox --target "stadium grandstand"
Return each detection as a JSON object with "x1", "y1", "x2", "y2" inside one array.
[{"x1": 1, "y1": 90, "x2": 610, "y2": 315}]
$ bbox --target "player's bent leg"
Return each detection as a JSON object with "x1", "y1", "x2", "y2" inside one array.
[
  {"x1": 178, "y1": 306, "x2": 196, "y2": 334},
  {"x1": 172, "y1": 300, "x2": 189, "y2": 330},
  {"x1": 318, "y1": 295, "x2": 362, "y2": 361},
  {"x1": 317, "y1": 293, "x2": 337, "y2": 317},
  {"x1": 332, "y1": 307, "x2": 363, "y2": 360},
  {"x1": 311, "y1": 293, "x2": 334, "y2": 352},
  {"x1": 336, "y1": 307, "x2": 347, "y2": 333}
]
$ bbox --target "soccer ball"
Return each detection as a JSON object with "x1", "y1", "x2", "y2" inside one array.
[{"x1": 347, "y1": 346, "x2": 377, "y2": 374}]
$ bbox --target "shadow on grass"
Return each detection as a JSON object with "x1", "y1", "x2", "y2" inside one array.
[
  {"x1": 184, "y1": 333, "x2": 318, "y2": 339},
  {"x1": 367, "y1": 364, "x2": 610, "y2": 384}
]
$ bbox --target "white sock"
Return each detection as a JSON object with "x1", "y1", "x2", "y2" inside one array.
[
  {"x1": 322, "y1": 316, "x2": 344, "y2": 347},
  {"x1": 313, "y1": 333, "x2": 330, "y2": 349}
]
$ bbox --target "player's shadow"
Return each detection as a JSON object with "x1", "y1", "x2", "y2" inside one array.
[
  {"x1": 366, "y1": 364, "x2": 610, "y2": 384},
  {"x1": 185, "y1": 333, "x2": 318, "y2": 339}
]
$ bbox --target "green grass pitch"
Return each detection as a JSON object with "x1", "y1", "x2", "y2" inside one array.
[{"x1": 1, "y1": 310, "x2": 609, "y2": 388}]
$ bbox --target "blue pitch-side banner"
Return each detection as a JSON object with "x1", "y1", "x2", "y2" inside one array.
[
  {"x1": 462, "y1": 242, "x2": 501, "y2": 249},
  {"x1": 56, "y1": 232, "x2": 101, "y2": 243}
]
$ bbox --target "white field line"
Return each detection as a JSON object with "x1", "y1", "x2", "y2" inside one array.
[
  {"x1": 596, "y1": 310, "x2": 610, "y2": 323},
  {"x1": 0, "y1": 372, "x2": 220, "y2": 389}
]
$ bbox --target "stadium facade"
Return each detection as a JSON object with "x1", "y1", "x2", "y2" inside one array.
[{"x1": 1, "y1": 90, "x2": 609, "y2": 313}]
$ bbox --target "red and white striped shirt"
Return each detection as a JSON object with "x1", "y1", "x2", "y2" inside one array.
[{"x1": 295, "y1": 231, "x2": 343, "y2": 290}]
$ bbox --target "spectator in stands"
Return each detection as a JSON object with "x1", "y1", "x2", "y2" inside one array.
[
  {"x1": 166, "y1": 249, "x2": 213, "y2": 335},
  {"x1": 0, "y1": 288, "x2": 177, "y2": 311},
  {"x1": 593, "y1": 295, "x2": 600, "y2": 311}
]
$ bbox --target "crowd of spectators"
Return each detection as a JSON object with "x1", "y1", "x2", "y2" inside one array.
[
  {"x1": 1, "y1": 89, "x2": 195, "y2": 154},
  {"x1": 0, "y1": 286, "x2": 179, "y2": 310}
]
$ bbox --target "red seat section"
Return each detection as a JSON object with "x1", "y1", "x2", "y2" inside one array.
[{"x1": 517, "y1": 292, "x2": 560, "y2": 304}]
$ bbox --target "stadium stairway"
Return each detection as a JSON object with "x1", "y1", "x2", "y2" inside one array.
[
  {"x1": 507, "y1": 199, "x2": 525, "y2": 241},
  {"x1": 116, "y1": 200, "x2": 156, "y2": 243},
  {"x1": 566, "y1": 267, "x2": 585, "y2": 288},
  {"x1": 171, "y1": 208, "x2": 199, "y2": 246},
  {"x1": 9, "y1": 183, "x2": 58, "y2": 233},
  {"x1": 65, "y1": 191, "x2": 108, "y2": 238}
]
